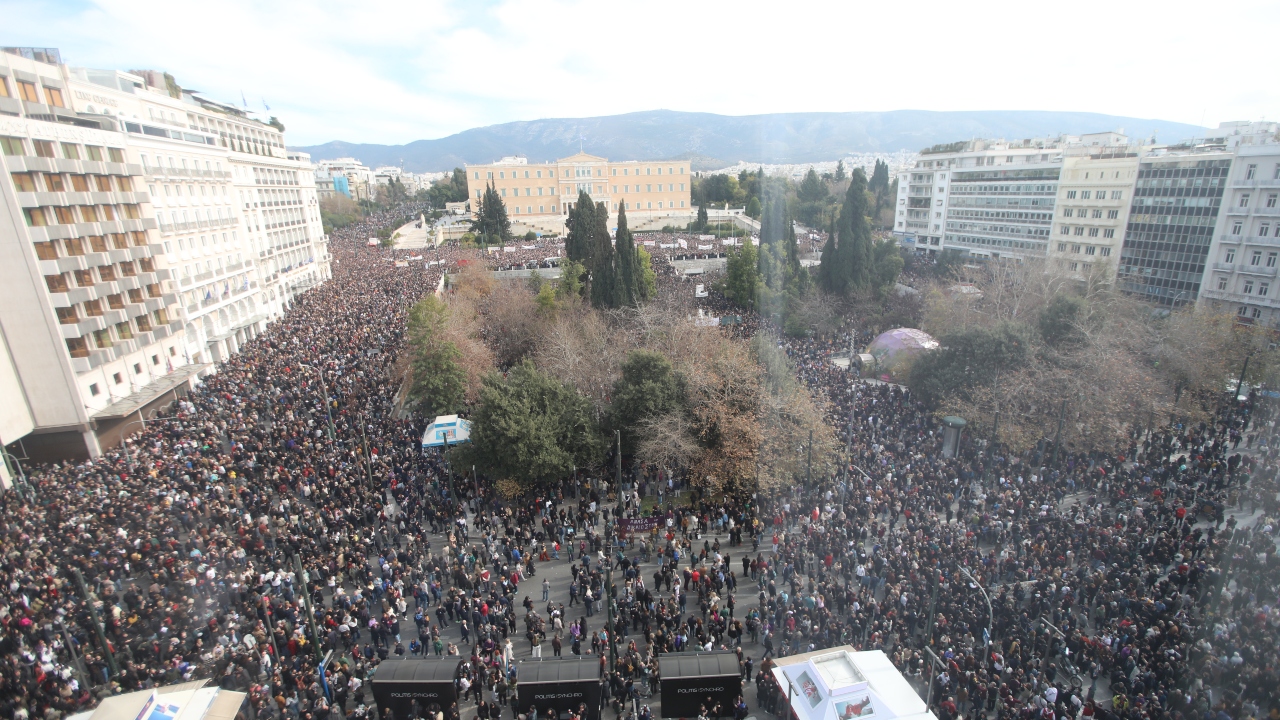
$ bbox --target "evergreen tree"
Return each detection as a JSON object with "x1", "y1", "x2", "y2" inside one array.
[
  {"x1": 817, "y1": 209, "x2": 844, "y2": 294},
  {"x1": 837, "y1": 169, "x2": 874, "y2": 291},
  {"x1": 615, "y1": 204, "x2": 638, "y2": 305},
  {"x1": 588, "y1": 202, "x2": 620, "y2": 308},
  {"x1": 695, "y1": 205, "x2": 709, "y2": 231},
  {"x1": 471, "y1": 182, "x2": 511, "y2": 245},
  {"x1": 835, "y1": 160, "x2": 847, "y2": 182},
  {"x1": 869, "y1": 160, "x2": 890, "y2": 194},
  {"x1": 565, "y1": 191, "x2": 595, "y2": 263},
  {"x1": 723, "y1": 237, "x2": 760, "y2": 309}
]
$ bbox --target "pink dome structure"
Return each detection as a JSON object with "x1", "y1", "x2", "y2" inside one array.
[{"x1": 864, "y1": 328, "x2": 938, "y2": 380}]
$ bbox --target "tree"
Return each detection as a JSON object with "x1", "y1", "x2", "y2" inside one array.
[
  {"x1": 796, "y1": 167, "x2": 830, "y2": 228},
  {"x1": 472, "y1": 182, "x2": 511, "y2": 245},
  {"x1": 267, "y1": 116, "x2": 285, "y2": 133},
  {"x1": 869, "y1": 160, "x2": 889, "y2": 194},
  {"x1": 456, "y1": 362, "x2": 605, "y2": 493},
  {"x1": 695, "y1": 205, "x2": 709, "y2": 231},
  {"x1": 557, "y1": 259, "x2": 585, "y2": 300},
  {"x1": 404, "y1": 296, "x2": 467, "y2": 417},
  {"x1": 835, "y1": 160, "x2": 847, "y2": 182},
  {"x1": 565, "y1": 192, "x2": 596, "y2": 263},
  {"x1": 610, "y1": 351, "x2": 686, "y2": 454},
  {"x1": 819, "y1": 169, "x2": 875, "y2": 295},
  {"x1": 722, "y1": 240, "x2": 760, "y2": 309},
  {"x1": 636, "y1": 246, "x2": 657, "y2": 301},
  {"x1": 587, "y1": 202, "x2": 620, "y2": 308},
  {"x1": 745, "y1": 196, "x2": 761, "y2": 219},
  {"x1": 908, "y1": 321, "x2": 1033, "y2": 409},
  {"x1": 615, "y1": 204, "x2": 640, "y2": 306}
]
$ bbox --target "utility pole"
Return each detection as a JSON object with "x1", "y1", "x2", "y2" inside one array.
[
  {"x1": 1235, "y1": 353, "x2": 1251, "y2": 403},
  {"x1": 72, "y1": 568, "x2": 116, "y2": 678},
  {"x1": 604, "y1": 535, "x2": 618, "y2": 673},
  {"x1": 360, "y1": 413, "x2": 375, "y2": 492},
  {"x1": 1051, "y1": 400, "x2": 1067, "y2": 467},
  {"x1": 292, "y1": 553, "x2": 324, "y2": 661},
  {"x1": 442, "y1": 432, "x2": 456, "y2": 506},
  {"x1": 298, "y1": 362, "x2": 335, "y2": 440},
  {"x1": 616, "y1": 430, "x2": 624, "y2": 518}
]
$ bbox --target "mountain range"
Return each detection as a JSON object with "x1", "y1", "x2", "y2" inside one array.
[{"x1": 292, "y1": 109, "x2": 1209, "y2": 173}]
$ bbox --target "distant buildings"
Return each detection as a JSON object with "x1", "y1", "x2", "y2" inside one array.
[
  {"x1": 892, "y1": 122, "x2": 1280, "y2": 318},
  {"x1": 0, "y1": 46, "x2": 329, "y2": 467},
  {"x1": 465, "y1": 153, "x2": 693, "y2": 224}
]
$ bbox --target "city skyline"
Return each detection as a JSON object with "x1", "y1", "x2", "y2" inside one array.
[{"x1": 5, "y1": 0, "x2": 1278, "y2": 146}]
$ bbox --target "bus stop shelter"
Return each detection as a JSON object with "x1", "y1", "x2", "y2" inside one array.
[
  {"x1": 516, "y1": 657, "x2": 602, "y2": 720},
  {"x1": 658, "y1": 651, "x2": 741, "y2": 717},
  {"x1": 371, "y1": 657, "x2": 462, "y2": 719}
]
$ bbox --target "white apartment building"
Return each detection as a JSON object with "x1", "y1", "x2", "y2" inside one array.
[
  {"x1": 1197, "y1": 124, "x2": 1280, "y2": 325},
  {"x1": 317, "y1": 157, "x2": 373, "y2": 200},
  {"x1": 894, "y1": 136, "x2": 1069, "y2": 261},
  {"x1": 1, "y1": 52, "x2": 189, "y2": 462},
  {"x1": 0, "y1": 47, "x2": 329, "y2": 463},
  {"x1": 1046, "y1": 134, "x2": 1145, "y2": 279}
]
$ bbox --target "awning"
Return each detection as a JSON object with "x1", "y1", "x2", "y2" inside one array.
[{"x1": 91, "y1": 363, "x2": 209, "y2": 420}]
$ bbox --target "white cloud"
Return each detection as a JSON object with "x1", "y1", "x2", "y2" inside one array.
[{"x1": 5, "y1": 0, "x2": 1277, "y2": 145}]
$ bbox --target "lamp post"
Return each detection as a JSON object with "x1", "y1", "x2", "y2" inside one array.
[
  {"x1": 958, "y1": 567, "x2": 992, "y2": 650},
  {"x1": 298, "y1": 362, "x2": 335, "y2": 440},
  {"x1": 71, "y1": 568, "x2": 117, "y2": 679}
]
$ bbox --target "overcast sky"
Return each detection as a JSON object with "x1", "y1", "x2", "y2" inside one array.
[{"x1": 6, "y1": 0, "x2": 1278, "y2": 147}]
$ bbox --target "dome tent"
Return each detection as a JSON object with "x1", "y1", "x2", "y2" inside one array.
[{"x1": 864, "y1": 328, "x2": 938, "y2": 381}]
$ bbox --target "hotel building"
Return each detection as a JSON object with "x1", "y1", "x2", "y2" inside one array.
[{"x1": 0, "y1": 47, "x2": 329, "y2": 465}]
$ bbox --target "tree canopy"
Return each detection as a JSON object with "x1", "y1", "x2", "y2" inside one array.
[{"x1": 471, "y1": 182, "x2": 511, "y2": 245}]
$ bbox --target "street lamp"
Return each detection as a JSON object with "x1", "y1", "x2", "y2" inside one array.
[
  {"x1": 297, "y1": 362, "x2": 336, "y2": 440},
  {"x1": 958, "y1": 567, "x2": 992, "y2": 651}
]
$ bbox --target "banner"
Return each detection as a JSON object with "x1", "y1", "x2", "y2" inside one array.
[{"x1": 619, "y1": 517, "x2": 661, "y2": 536}]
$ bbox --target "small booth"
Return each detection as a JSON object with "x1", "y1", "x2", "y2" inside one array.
[
  {"x1": 516, "y1": 657, "x2": 602, "y2": 720},
  {"x1": 371, "y1": 657, "x2": 462, "y2": 720},
  {"x1": 941, "y1": 416, "x2": 966, "y2": 459},
  {"x1": 422, "y1": 415, "x2": 471, "y2": 448},
  {"x1": 772, "y1": 648, "x2": 936, "y2": 720},
  {"x1": 658, "y1": 651, "x2": 741, "y2": 718}
]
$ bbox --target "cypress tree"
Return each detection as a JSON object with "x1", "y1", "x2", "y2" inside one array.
[
  {"x1": 588, "y1": 202, "x2": 620, "y2": 308},
  {"x1": 838, "y1": 169, "x2": 874, "y2": 290},
  {"x1": 565, "y1": 191, "x2": 595, "y2": 263},
  {"x1": 615, "y1": 204, "x2": 642, "y2": 305},
  {"x1": 473, "y1": 182, "x2": 511, "y2": 245}
]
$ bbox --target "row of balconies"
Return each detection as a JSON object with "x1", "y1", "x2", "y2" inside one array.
[
  {"x1": 15, "y1": 190, "x2": 150, "y2": 208},
  {"x1": 3, "y1": 155, "x2": 141, "y2": 178},
  {"x1": 1226, "y1": 205, "x2": 1280, "y2": 216},
  {"x1": 157, "y1": 216, "x2": 240, "y2": 234},
  {"x1": 46, "y1": 272, "x2": 165, "y2": 308},
  {"x1": 145, "y1": 165, "x2": 232, "y2": 181},
  {"x1": 26, "y1": 218, "x2": 155, "y2": 243},
  {"x1": 1231, "y1": 178, "x2": 1280, "y2": 188},
  {"x1": 1212, "y1": 262, "x2": 1279, "y2": 277},
  {"x1": 38, "y1": 245, "x2": 153, "y2": 274},
  {"x1": 69, "y1": 321, "x2": 182, "y2": 373},
  {"x1": 61, "y1": 299, "x2": 165, "y2": 339}
]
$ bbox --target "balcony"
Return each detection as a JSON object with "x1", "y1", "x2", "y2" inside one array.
[
  {"x1": 1238, "y1": 264, "x2": 1278, "y2": 277},
  {"x1": 1213, "y1": 262, "x2": 1236, "y2": 272}
]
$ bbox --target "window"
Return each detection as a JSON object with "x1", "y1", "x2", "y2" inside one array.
[
  {"x1": 1085, "y1": 246, "x2": 1097, "y2": 256},
  {"x1": 1069, "y1": 262, "x2": 1079, "y2": 271},
  {"x1": 1261, "y1": 283, "x2": 1270, "y2": 297},
  {"x1": 1073, "y1": 226, "x2": 1084, "y2": 236},
  {"x1": 86, "y1": 146, "x2": 103, "y2": 162},
  {"x1": 1088, "y1": 228, "x2": 1099, "y2": 237},
  {"x1": 87, "y1": 381, "x2": 100, "y2": 395},
  {"x1": 1111, "y1": 191, "x2": 1122, "y2": 200},
  {"x1": 1244, "y1": 280, "x2": 1254, "y2": 294},
  {"x1": 33, "y1": 241, "x2": 59, "y2": 260},
  {"x1": 1267, "y1": 193, "x2": 1277, "y2": 208},
  {"x1": 1253, "y1": 307, "x2": 1263, "y2": 319},
  {"x1": 107, "y1": 148, "x2": 123, "y2": 163},
  {"x1": 1240, "y1": 193, "x2": 1251, "y2": 208},
  {"x1": 61, "y1": 143, "x2": 79, "y2": 160},
  {"x1": 1066, "y1": 190, "x2": 1077, "y2": 199},
  {"x1": 1063, "y1": 208, "x2": 1073, "y2": 218},
  {"x1": 1246, "y1": 164, "x2": 1257, "y2": 180},
  {"x1": 0, "y1": 136, "x2": 25, "y2": 155},
  {"x1": 1058, "y1": 243, "x2": 1067, "y2": 252},
  {"x1": 1092, "y1": 209, "x2": 1103, "y2": 219},
  {"x1": 1081, "y1": 191, "x2": 1091, "y2": 200},
  {"x1": 111, "y1": 371, "x2": 122, "y2": 384},
  {"x1": 1233, "y1": 221, "x2": 1244, "y2": 235},
  {"x1": 1218, "y1": 277, "x2": 1229, "y2": 291},
  {"x1": 44, "y1": 87, "x2": 64, "y2": 108},
  {"x1": 11, "y1": 172, "x2": 36, "y2": 192},
  {"x1": 16, "y1": 81, "x2": 39, "y2": 103},
  {"x1": 1262, "y1": 223, "x2": 1272, "y2": 238},
  {"x1": 1100, "y1": 247, "x2": 1111, "y2": 256},
  {"x1": 1225, "y1": 249, "x2": 1236, "y2": 264},
  {"x1": 0, "y1": 77, "x2": 7, "y2": 97},
  {"x1": 1238, "y1": 305, "x2": 1250, "y2": 317},
  {"x1": 33, "y1": 140, "x2": 55, "y2": 158},
  {"x1": 1252, "y1": 250, "x2": 1263, "y2": 266},
  {"x1": 1268, "y1": 252, "x2": 1277, "y2": 268},
  {"x1": 1103, "y1": 229, "x2": 1115, "y2": 239},
  {"x1": 1107, "y1": 210, "x2": 1119, "y2": 219}
]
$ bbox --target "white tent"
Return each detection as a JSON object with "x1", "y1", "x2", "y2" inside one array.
[
  {"x1": 772, "y1": 648, "x2": 936, "y2": 720},
  {"x1": 421, "y1": 415, "x2": 471, "y2": 448}
]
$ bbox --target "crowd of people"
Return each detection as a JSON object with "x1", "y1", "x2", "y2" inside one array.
[{"x1": 0, "y1": 205, "x2": 1276, "y2": 720}]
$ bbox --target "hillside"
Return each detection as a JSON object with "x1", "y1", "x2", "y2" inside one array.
[{"x1": 293, "y1": 109, "x2": 1208, "y2": 172}]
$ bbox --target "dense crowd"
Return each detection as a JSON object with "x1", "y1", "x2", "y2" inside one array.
[{"x1": 0, "y1": 208, "x2": 1277, "y2": 720}]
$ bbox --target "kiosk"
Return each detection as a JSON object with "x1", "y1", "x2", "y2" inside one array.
[
  {"x1": 515, "y1": 657, "x2": 602, "y2": 720},
  {"x1": 371, "y1": 657, "x2": 462, "y2": 720},
  {"x1": 772, "y1": 647, "x2": 936, "y2": 720},
  {"x1": 658, "y1": 651, "x2": 741, "y2": 717}
]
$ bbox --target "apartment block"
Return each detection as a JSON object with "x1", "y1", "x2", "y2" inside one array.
[
  {"x1": 1047, "y1": 136, "x2": 1144, "y2": 279},
  {"x1": 1197, "y1": 124, "x2": 1280, "y2": 325}
]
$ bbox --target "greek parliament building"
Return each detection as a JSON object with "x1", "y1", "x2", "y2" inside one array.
[
  {"x1": 465, "y1": 153, "x2": 694, "y2": 234},
  {"x1": 0, "y1": 47, "x2": 330, "y2": 472}
]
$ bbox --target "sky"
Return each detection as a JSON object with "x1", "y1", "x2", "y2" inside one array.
[{"x1": 5, "y1": 0, "x2": 1278, "y2": 147}]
